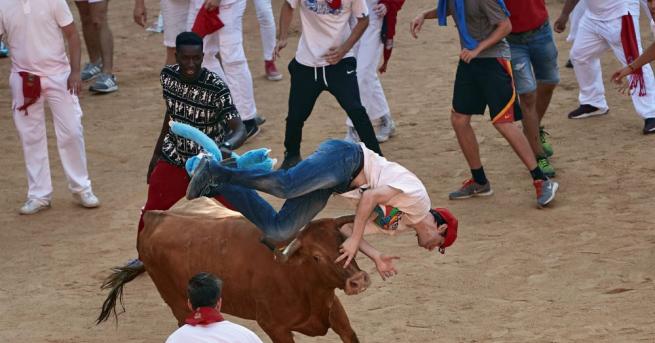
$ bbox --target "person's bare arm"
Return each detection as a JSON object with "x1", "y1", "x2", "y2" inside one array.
[
  {"x1": 147, "y1": 112, "x2": 170, "y2": 184},
  {"x1": 460, "y1": 18, "x2": 511, "y2": 63},
  {"x1": 220, "y1": 116, "x2": 247, "y2": 158},
  {"x1": 274, "y1": 2, "x2": 294, "y2": 60},
  {"x1": 335, "y1": 186, "x2": 401, "y2": 267},
  {"x1": 339, "y1": 222, "x2": 399, "y2": 280},
  {"x1": 61, "y1": 23, "x2": 82, "y2": 95},
  {"x1": 133, "y1": 0, "x2": 147, "y2": 27},
  {"x1": 410, "y1": 7, "x2": 437, "y2": 39},
  {"x1": 554, "y1": 0, "x2": 581, "y2": 33},
  {"x1": 324, "y1": 15, "x2": 369, "y2": 65},
  {"x1": 612, "y1": 42, "x2": 655, "y2": 89}
]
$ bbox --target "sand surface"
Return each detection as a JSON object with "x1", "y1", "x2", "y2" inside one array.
[{"x1": 1, "y1": 0, "x2": 654, "y2": 342}]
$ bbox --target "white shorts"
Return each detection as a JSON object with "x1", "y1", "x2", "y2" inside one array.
[{"x1": 162, "y1": 0, "x2": 192, "y2": 48}]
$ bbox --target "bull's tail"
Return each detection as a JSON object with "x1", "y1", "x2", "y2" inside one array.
[{"x1": 96, "y1": 260, "x2": 146, "y2": 325}]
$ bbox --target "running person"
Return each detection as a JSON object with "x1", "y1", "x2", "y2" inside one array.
[
  {"x1": 251, "y1": 0, "x2": 283, "y2": 81},
  {"x1": 275, "y1": 0, "x2": 383, "y2": 169},
  {"x1": 410, "y1": 1, "x2": 558, "y2": 207}
]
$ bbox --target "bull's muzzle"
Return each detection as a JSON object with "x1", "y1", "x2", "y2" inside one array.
[{"x1": 344, "y1": 271, "x2": 370, "y2": 295}]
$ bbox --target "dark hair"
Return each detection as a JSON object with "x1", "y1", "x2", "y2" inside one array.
[
  {"x1": 187, "y1": 272, "x2": 223, "y2": 309},
  {"x1": 176, "y1": 32, "x2": 204, "y2": 51}
]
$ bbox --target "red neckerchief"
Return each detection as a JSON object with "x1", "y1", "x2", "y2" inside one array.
[
  {"x1": 621, "y1": 13, "x2": 646, "y2": 96},
  {"x1": 326, "y1": 0, "x2": 341, "y2": 10},
  {"x1": 184, "y1": 307, "x2": 225, "y2": 326},
  {"x1": 17, "y1": 72, "x2": 42, "y2": 115},
  {"x1": 378, "y1": 0, "x2": 405, "y2": 73},
  {"x1": 192, "y1": 7, "x2": 224, "y2": 38}
]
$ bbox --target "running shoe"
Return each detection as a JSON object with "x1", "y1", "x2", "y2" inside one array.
[
  {"x1": 73, "y1": 190, "x2": 101, "y2": 208},
  {"x1": 644, "y1": 118, "x2": 655, "y2": 135},
  {"x1": 243, "y1": 119, "x2": 260, "y2": 139},
  {"x1": 81, "y1": 62, "x2": 102, "y2": 81},
  {"x1": 537, "y1": 156, "x2": 555, "y2": 178},
  {"x1": 376, "y1": 115, "x2": 396, "y2": 143},
  {"x1": 539, "y1": 126, "x2": 554, "y2": 157},
  {"x1": 19, "y1": 199, "x2": 51, "y2": 215},
  {"x1": 344, "y1": 126, "x2": 360, "y2": 143},
  {"x1": 265, "y1": 60, "x2": 283, "y2": 81},
  {"x1": 448, "y1": 179, "x2": 493, "y2": 200},
  {"x1": 568, "y1": 104, "x2": 608, "y2": 119},
  {"x1": 90, "y1": 73, "x2": 118, "y2": 93},
  {"x1": 534, "y1": 179, "x2": 558, "y2": 208}
]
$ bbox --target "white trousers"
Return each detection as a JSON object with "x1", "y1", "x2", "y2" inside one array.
[
  {"x1": 570, "y1": 14, "x2": 655, "y2": 119},
  {"x1": 252, "y1": 0, "x2": 276, "y2": 61},
  {"x1": 568, "y1": 0, "x2": 655, "y2": 41},
  {"x1": 346, "y1": 10, "x2": 390, "y2": 127},
  {"x1": 9, "y1": 71, "x2": 92, "y2": 201}
]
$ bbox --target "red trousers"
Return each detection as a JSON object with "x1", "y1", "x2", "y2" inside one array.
[{"x1": 138, "y1": 160, "x2": 234, "y2": 232}]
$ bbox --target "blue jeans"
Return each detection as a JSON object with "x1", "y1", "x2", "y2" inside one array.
[
  {"x1": 209, "y1": 140, "x2": 363, "y2": 242},
  {"x1": 507, "y1": 21, "x2": 560, "y2": 94}
]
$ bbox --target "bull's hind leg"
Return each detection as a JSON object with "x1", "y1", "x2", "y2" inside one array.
[{"x1": 329, "y1": 296, "x2": 359, "y2": 343}]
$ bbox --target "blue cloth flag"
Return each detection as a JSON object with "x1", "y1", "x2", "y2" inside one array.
[{"x1": 437, "y1": 0, "x2": 509, "y2": 50}]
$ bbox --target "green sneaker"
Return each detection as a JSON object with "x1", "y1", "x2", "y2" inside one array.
[
  {"x1": 537, "y1": 156, "x2": 556, "y2": 177},
  {"x1": 449, "y1": 179, "x2": 493, "y2": 200},
  {"x1": 540, "y1": 127, "x2": 554, "y2": 157}
]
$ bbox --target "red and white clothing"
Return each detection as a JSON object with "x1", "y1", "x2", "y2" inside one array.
[
  {"x1": 346, "y1": 0, "x2": 390, "y2": 128},
  {"x1": 568, "y1": 0, "x2": 655, "y2": 41},
  {"x1": 1, "y1": 0, "x2": 94, "y2": 202},
  {"x1": 287, "y1": 0, "x2": 369, "y2": 67},
  {"x1": 570, "y1": 0, "x2": 655, "y2": 119},
  {"x1": 166, "y1": 320, "x2": 263, "y2": 343},
  {"x1": 340, "y1": 143, "x2": 431, "y2": 235}
]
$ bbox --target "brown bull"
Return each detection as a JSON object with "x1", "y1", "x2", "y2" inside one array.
[{"x1": 97, "y1": 199, "x2": 370, "y2": 343}]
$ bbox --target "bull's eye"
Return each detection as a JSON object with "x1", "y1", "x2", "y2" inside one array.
[{"x1": 313, "y1": 255, "x2": 321, "y2": 263}]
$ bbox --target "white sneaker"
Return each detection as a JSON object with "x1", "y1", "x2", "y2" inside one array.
[
  {"x1": 19, "y1": 199, "x2": 51, "y2": 215},
  {"x1": 375, "y1": 115, "x2": 396, "y2": 143},
  {"x1": 344, "y1": 126, "x2": 360, "y2": 143},
  {"x1": 73, "y1": 191, "x2": 101, "y2": 208}
]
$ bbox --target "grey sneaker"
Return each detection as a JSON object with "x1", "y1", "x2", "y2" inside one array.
[
  {"x1": 81, "y1": 62, "x2": 102, "y2": 81},
  {"x1": 449, "y1": 179, "x2": 493, "y2": 200},
  {"x1": 89, "y1": 73, "x2": 118, "y2": 93},
  {"x1": 376, "y1": 115, "x2": 396, "y2": 143},
  {"x1": 186, "y1": 157, "x2": 230, "y2": 200},
  {"x1": 19, "y1": 199, "x2": 51, "y2": 215},
  {"x1": 344, "y1": 126, "x2": 360, "y2": 143},
  {"x1": 534, "y1": 179, "x2": 559, "y2": 208},
  {"x1": 73, "y1": 190, "x2": 101, "y2": 208}
]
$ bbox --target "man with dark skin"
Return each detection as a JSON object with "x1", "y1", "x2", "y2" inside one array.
[{"x1": 138, "y1": 32, "x2": 247, "y2": 235}]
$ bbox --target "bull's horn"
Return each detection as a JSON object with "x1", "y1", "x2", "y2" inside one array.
[
  {"x1": 333, "y1": 215, "x2": 356, "y2": 229},
  {"x1": 275, "y1": 238, "x2": 302, "y2": 263}
]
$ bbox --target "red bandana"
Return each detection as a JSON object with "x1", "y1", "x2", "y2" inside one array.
[
  {"x1": 192, "y1": 7, "x2": 224, "y2": 38},
  {"x1": 326, "y1": 0, "x2": 341, "y2": 10},
  {"x1": 184, "y1": 307, "x2": 225, "y2": 326},
  {"x1": 17, "y1": 72, "x2": 42, "y2": 115},
  {"x1": 620, "y1": 13, "x2": 646, "y2": 96}
]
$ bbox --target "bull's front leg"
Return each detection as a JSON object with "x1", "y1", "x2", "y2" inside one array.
[
  {"x1": 259, "y1": 322, "x2": 295, "y2": 343},
  {"x1": 329, "y1": 296, "x2": 359, "y2": 343}
]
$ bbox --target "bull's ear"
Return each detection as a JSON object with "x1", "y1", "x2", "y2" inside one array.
[{"x1": 333, "y1": 215, "x2": 356, "y2": 230}]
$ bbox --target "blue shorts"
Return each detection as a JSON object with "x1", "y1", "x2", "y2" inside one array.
[{"x1": 507, "y1": 21, "x2": 560, "y2": 94}]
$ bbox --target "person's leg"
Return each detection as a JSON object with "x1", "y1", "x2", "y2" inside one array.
[
  {"x1": 529, "y1": 23, "x2": 560, "y2": 122},
  {"x1": 327, "y1": 57, "x2": 382, "y2": 156},
  {"x1": 10, "y1": 72, "x2": 52, "y2": 202},
  {"x1": 89, "y1": 0, "x2": 114, "y2": 74},
  {"x1": 75, "y1": 1, "x2": 102, "y2": 64},
  {"x1": 219, "y1": 184, "x2": 333, "y2": 242},
  {"x1": 43, "y1": 72, "x2": 94, "y2": 195},
  {"x1": 138, "y1": 161, "x2": 188, "y2": 231},
  {"x1": 604, "y1": 14, "x2": 655, "y2": 121},
  {"x1": 252, "y1": 0, "x2": 276, "y2": 62},
  {"x1": 451, "y1": 111, "x2": 482, "y2": 169},
  {"x1": 161, "y1": 0, "x2": 188, "y2": 65},
  {"x1": 193, "y1": 140, "x2": 361, "y2": 200},
  {"x1": 569, "y1": 15, "x2": 611, "y2": 115},
  {"x1": 218, "y1": 0, "x2": 258, "y2": 121},
  {"x1": 283, "y1": 59, "x2": 324, "y2": 158}
]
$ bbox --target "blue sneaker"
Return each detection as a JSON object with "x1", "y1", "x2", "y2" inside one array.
[{"x1": 0, "y1": 41, "x2": 9, "y2": 58}]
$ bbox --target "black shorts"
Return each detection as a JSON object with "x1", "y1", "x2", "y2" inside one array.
[{"x1": 452, "y1": 58, "x2": 522, "y2": 124}]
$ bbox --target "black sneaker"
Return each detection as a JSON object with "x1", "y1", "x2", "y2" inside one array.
[
  {"x1": 644, "y1": 118, "x2": 655, "y2": 135},
  {"x1": 254, "y1": 115, "x2": 266, "y2": 126},
  {"x1": 279, "y1": 152, "x2": 301, "y2": 170},
  {"x1": 243, "y1": 119, "x2": 261, "y2": 139},
  {"x1": 568, "y1": 104, "x2": 608, "y2": 119},
  {"x1": 565, "y1": 59, "x2": 574, "y2": 69}
]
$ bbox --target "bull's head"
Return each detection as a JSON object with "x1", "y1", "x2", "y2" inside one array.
[{"x1": 280, "y1": 216, "x2": 371, "y2": 295}]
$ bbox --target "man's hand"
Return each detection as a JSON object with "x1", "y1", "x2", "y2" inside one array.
[
  {"x1": 553, "y1": 15, "x2": 568, "y2": 33},
  {"x1": 323, "y1": 47, "x2": 346, "y2": 65},
  {"x1": 374, "y1": 254, "x2": 400, "y2": 281},
  {"x1": 611, "y1": 66, "x2": 632, "y2": 95},
  {"x1": 274, "y1": 38, "x2": 287, "y2": 61},
  {"x1": 410, "y1": 13, "x2": 425, "y2": 39},
  {"x1": 459, "y1": 48, "x2": 480, "y2": 63},
  {"x1": 372, "y1": 3, "x2": 387, "y2": 17},
  {"x1": 133, "y1": 1, "x2": 147, "y2": 27},
  {"x1": 335, "y1": 236, "x2": 360, "y2": 268},
  {"x1": 67, "y1": 73, "x2": 82, "y2": 96},
  {"x1": 204, "y1": 0, "x2": 220, "y2": 10}
]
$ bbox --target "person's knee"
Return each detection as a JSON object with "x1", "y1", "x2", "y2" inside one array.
[
  {"x1": 519, "y1": 92, "x2": 537, "y2": 110},
  {"x1": 451, "y1": 110, "x2": 470, "y2": 129}
]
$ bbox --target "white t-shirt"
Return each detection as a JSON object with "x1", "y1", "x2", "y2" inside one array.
[
  {"x1": 166, "y1": 321, "x2": 263, "y2": 343},
  {"x1": 0, "y1": 0, "x2": 73, "y2": 76},
  {"x1": 585, "y1": 0, "x2": 640, "y2": 21},
  {"x1": 339, "y1": 143, "x2": 432, "y2": 235},
  {"x1": 287, "y1": 0, "x2": 369, "y2": 67}
]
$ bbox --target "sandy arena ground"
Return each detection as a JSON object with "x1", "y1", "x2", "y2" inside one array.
[{"x1": 1, "y1": 0, "x2": 654, "y2": 342}]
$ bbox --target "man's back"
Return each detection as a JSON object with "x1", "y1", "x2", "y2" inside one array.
[{"x1": 166, "y1": 320, "x2": 263, "y2": 343}]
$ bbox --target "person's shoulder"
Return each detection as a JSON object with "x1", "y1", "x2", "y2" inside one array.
[{"x1": 164, "y1": 325, "x2": 191, "y2": 343}]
